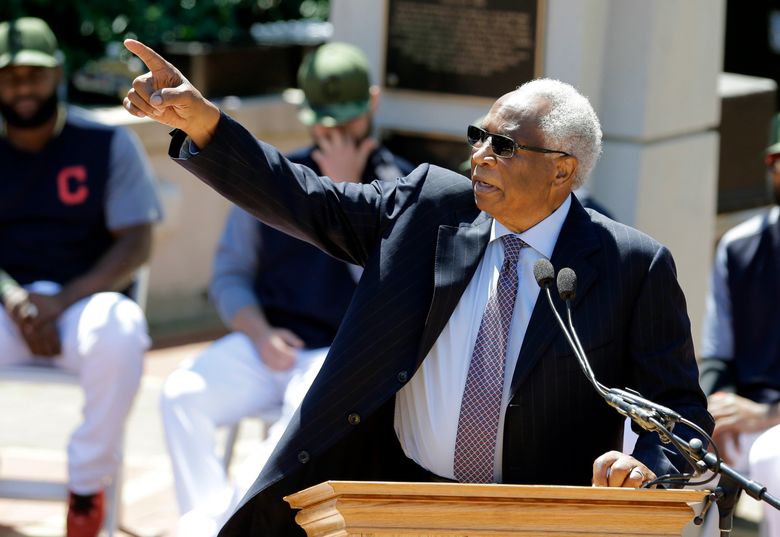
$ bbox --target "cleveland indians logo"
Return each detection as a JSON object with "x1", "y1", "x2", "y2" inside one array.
[{"x1": 57, "y1": 165, "x2": 89, "y2": 205}]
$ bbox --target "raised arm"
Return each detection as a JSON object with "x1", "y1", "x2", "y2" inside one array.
[{"x1": 122, "y1": 39, "x2": 411, "y2": 270}]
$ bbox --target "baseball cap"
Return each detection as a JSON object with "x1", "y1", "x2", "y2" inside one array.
[
  {"x1": 767, "y1": 113, "x2": 780, "y2": 162},
  {"x1": 297, "y1": 42, "x2": 371, "y2": 127},
  {"x1": 0, "y1": 17, "x2": 60, "y2": 70},
  {"x1": 766, "y1": 112, "x2": 780, "y2": 159}
]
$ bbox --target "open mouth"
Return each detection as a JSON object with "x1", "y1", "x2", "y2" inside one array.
[{"x1": 473, "y1": 179, "x2": 499, "y2": 194}]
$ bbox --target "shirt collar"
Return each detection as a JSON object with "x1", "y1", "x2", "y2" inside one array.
[{"x1": 490, "y1": 194, "x2": 572, "y2": 259}]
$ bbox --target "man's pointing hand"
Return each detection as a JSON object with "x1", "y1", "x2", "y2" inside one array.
[{"x1": 123, "y1": 39, "x2": 220, "y2": 148}]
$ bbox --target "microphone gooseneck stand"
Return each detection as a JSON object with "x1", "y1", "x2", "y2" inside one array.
[{"x1": 532, "y1": 259, "x2": 780, "y2": 536}]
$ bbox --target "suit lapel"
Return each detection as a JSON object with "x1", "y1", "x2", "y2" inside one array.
[
  {"x1": 509, "y1": 198, "x2": 601, "y2": 396},
  {"x1": 416, "y1": 211, "x2": 492, "y2": 366}
]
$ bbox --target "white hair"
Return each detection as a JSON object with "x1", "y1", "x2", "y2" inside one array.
[{"x1": 514, "y1": 79, "x2": 603, "y2": 188}]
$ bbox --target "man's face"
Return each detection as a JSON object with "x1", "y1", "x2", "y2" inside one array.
[
  {"x1": 768, "y1": 155, "x2": 780, "y2": 204},
  {"x1": 0, "y1": 64, "x2": 60, "y2": 127},
  {"x1": 470, "y1": 94, "x2": 573, "y2": 233}
]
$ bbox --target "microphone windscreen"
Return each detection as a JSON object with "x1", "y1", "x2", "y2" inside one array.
[
  {"x1": 557, "y1": 267, "x2": 577, "y2": 300},
  {"x1": 533, "y1": 258, "x2": 555, "y2": 289}
]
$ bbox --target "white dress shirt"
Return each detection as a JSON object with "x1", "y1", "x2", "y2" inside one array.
[{"x1": 394, "y1": 195, "x2": 571, "y2": 481}]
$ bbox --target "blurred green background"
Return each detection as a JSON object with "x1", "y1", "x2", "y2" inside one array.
[{"x1": 0, "y1": 0, "x2": 330, "y2": 102}]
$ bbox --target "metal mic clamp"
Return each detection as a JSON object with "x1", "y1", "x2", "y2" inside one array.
[
  {"x1": 603, "y1": 389, "x2": 665, "y2": 435},
  {"x1": 693, "y1": 489, "x2": 722, "y2": 526}
]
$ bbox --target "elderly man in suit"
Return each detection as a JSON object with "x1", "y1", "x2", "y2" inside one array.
[{"x1": 122, "y1": 40, "x2": 712, "y2": 536}]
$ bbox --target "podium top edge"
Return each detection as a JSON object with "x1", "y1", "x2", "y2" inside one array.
[{"x1": 284, "y1": 480, "x2": 708, "y2": 509}]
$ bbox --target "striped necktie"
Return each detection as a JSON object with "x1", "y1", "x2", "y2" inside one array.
[{"x1": 453, "y1": 234, "x2": 526, "y2": 483}]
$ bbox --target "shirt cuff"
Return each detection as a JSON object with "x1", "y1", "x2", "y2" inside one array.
[
  {"x1": 214, "y1": 287, "x2": 260, "y2": 326},
  {"x1": 168, "y1": 129, "x2": 202, "y2": 159}
]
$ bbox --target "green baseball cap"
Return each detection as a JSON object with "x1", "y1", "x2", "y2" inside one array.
[
  {"x1": 767, "y1": 112, "x2": 780, "y2": 159},
  {"x1": 0, "y1": 17, "x2": 60, "y2": 69},
  {"x1": 297, "y1": 42, "x2": 371, "y2": 127}
]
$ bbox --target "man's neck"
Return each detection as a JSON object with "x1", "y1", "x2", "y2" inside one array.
[{"x1": 5, "y1": 115, "x2": 58, "y2": 153}]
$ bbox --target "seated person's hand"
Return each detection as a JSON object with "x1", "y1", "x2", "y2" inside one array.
[
  {"x1": 18, "y1": 293, "x2": 66, "y2": 357},
  {"x1": 311, "y1": 127, "x2": 377, "y2": 183},
  {"x1": 708, "y1": 391, "x2": 772, "y2": 436},
  {"x1": 255, "y1": 327, "x2": 303, "y2": 372},
  {"x1": 21, "y1": 317, "x2": 61, "y2": 357},
  {"x1": 592, "y1": 450, "x2": 656, "y2": 488},
  {"x1": 708, "y1": 391, "x2": 774, "y2": 465},
  {"x1": 26, "y1": 292, "x2": 67, "y2": 324},
  {"x1": 3, "y1": 286, "x2": 37, "y2": 324}
]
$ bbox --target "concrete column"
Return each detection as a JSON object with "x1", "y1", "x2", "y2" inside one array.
[
  {"x1": 585, "y1": 0, "x2": 726, "y2": 344},
  {"x1": 329, "y1": 0, "x2": 387, "y2": 80},
  {"x1": 596, "y1": 0, "x2": 723, "y2": 141},
  {"x1": 543, "y1": 0, "x2": 610, "y2": 112}
]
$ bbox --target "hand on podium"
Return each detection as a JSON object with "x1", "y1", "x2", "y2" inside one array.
[{"x1": 592, "y1": 450, "x2": 656, "y2": 488}]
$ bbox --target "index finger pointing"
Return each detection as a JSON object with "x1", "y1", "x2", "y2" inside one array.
[{"x1": 124, "y1": 39, "x2": 169, "y2": 71}]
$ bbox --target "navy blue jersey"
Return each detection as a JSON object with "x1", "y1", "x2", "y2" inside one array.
[{"x1": 0, "y1": 117, "x2": 115, "y2": 286}]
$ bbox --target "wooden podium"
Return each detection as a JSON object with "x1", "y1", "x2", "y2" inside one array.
[{"x1": 285, "y1": 481, "x2": 707, "y2": 536}]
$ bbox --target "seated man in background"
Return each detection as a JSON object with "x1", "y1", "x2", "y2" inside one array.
[
  {"x1": 0, "y1": 17, "x2": 162, "y2": 537},
  {"x1": 159, "y1": 41, "x2": 413, "y2": 537},
  {"x1": 700, "y1": 119, "x2": 780, "y2": 537}
]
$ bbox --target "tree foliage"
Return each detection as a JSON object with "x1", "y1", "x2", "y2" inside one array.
[{"x1": 0, "y1": 0, "x2": 329, "y2": 75}]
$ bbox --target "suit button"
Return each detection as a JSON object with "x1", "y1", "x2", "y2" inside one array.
[
  {"x1": 397, "y1": 370, "x2": 409, "y2": 383},
  {"x1": 297, "y1": 450, "x2": 310, "y2": 464},
  {"x1": 347, "y1": 413, "x2": 361, "y2": 425}
]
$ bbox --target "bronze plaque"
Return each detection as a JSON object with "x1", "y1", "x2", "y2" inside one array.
[{"x1": 385, "y1": 0, "x2": 544, "y2": 98}]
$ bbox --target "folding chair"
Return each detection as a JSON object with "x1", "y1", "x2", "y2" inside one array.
[
  {"x1": 221, "y1": 409, "x2": 281, "y2": 471},
  {"x1": 0, "y1": 266, "x2": 149, "y2": 536}
]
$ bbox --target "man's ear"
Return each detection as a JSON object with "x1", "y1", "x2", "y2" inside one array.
[
  {"x1": 369, "y1": 85, "x2": 381, "y2": 114},
  {"x1": 54, "y1": 65, "x2": 65, "y2": 85},
  {"x1": 554, "y1": 155, "x2": 577, "y2": 186}
]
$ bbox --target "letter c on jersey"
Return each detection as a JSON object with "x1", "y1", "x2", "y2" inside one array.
[{"x1": 57, "y1": 165, "x2": 89, "y2": 205}]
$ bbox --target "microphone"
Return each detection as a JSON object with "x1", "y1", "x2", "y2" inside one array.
[
  {"x1": 532, "y1": 260, "x2": 679, "y2": 435},
  {"x1": 532, "y1": 260, "x2": 574, "y2": 348},
  {"x1": 532, "y1": 259, "x2": 606, "y2": 397},
  {"x1": 556, "y1": 267, "x2": 576, "y2": 300},
  {"x1": 555, "y1": 267, "x2": 605, "y2": 395},
  {"x1": 535, "y1": 266, "x2": 780, "y2": 522},
  {"x1": 532, "y1": 258, "x2": 555, "y2": 289}
]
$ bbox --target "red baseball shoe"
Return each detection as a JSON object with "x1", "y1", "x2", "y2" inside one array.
[{"x1": 67, "y1": 490, "x2": 104, "y2": 537}]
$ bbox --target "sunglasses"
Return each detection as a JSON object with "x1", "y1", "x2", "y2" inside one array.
[{"x1": 467, "y1": 125, "x2": 570, "y2": 159}]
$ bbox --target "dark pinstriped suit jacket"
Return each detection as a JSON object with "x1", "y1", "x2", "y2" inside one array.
[{"x1": 171, "y1": 115, "x2": 712, "y2": 536}]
